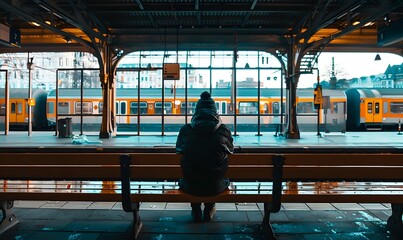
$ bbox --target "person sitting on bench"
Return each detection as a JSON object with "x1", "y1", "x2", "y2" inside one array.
[{"x1": 176, "y1": 91, "x2": 234, "y2": 222}]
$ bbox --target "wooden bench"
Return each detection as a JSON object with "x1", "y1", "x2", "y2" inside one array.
[
  {"x1": 1, "y1": 152, "x2": 403, "y2": 239},
  {"x1": 0, "y1": 152, "x2": 284, "y2": 239}
]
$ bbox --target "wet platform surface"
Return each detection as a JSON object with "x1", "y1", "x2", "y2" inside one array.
[
  {"x1": 0, "y1": 201, "x2": 400, "y2": 240},
  {"x1": 1, "y1": 131, "x2": 403, "y2": 152}
]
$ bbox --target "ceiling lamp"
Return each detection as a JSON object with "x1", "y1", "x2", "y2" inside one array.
[
  {"x1": 352, "y1": 20, "x2": 360, "y2": 26},
  {"x1": 63, "y1": 36, "x2": 71, "y2": 43}
]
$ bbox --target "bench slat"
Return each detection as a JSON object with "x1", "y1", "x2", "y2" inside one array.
[
  {"x1": 2, "y1": 153, "x2": 403, "y2": 166},
  {"x1": 1, "y1": 165, "x2": 402, "y2": 181}
]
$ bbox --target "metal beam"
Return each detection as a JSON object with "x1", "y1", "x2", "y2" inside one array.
[
  {"x1": 0, "y1": 1, "x2": 93, "y2": 50},
  {"x1": 34, "y1": 0, "x2": 105, "y2": 41}
]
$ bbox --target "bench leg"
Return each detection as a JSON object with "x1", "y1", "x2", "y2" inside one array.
[
  {"x1": 130, "y1": 202, "x2": 143, "y2": 240},
  {"x1": 0, "y1": 201, "x2": 19, "y2": 235},
  {"x1": 261, "y1": 203, "x2": 276, "y2": 240},
  {"x1": 387, "y1": 203, "x2": 403, "y2": 237}
]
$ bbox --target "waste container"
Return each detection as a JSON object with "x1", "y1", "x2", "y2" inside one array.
[{"x1": 57, "y1": 117, "x2": 72, "y2": 138}]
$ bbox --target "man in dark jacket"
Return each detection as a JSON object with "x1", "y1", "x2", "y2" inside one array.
[{"x1": 176, "y1": 91, "x2": 234, "y2": 222}]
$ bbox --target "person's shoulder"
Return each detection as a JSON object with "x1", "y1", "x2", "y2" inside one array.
[
  {"x1": 217, "y1": 123, "x2": 231, "y2": 133},
  {"x1": 179, "y1": 123, "x2": 193, "y2": 133}
]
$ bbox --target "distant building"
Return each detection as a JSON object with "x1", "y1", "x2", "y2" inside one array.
[
  {"x1": 347, "y1": 63, "x2": 403, "y2": 89},
  {"x1": 381, "y1": 63, "x2": 403, "y2": 88}
]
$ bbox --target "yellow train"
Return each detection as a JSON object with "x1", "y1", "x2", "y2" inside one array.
[
  {"x1": 2, "y1": 87, "x2": 403, "y2": 132},
  {"x1": 44, "y1": 88, "x2": 346, "y2": 132}
]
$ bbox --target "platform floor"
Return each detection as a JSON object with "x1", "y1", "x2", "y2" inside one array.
[
  {"x1": 0, "y1": 201, "x2": 400, "y2": 240},
  {"x1": 1, "y1": 131, "x2": 403, "y2": 151}
]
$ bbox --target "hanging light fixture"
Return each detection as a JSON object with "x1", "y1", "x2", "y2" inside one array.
[
  {"x1": 374, "y1": 53, "x2": 381, "y2": 61},
  {"x1": 63, "y1": 36, "x2": 71, "y2": 43}
]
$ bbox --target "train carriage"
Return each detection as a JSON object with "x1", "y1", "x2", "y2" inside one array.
[
  {"x1": 0, "y1": 88, "x2": 47, "y2": 130},
  {"x1": 346, "y1": 88, "x2": 403, "y2": 130},
  {"x1": 45, "y1": 87, "x2": 347, "y2": 133}
]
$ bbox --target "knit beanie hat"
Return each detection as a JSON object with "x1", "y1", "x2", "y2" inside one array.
[{"x1": 195, "y1": 91, "x2": 217, "y2": 113}]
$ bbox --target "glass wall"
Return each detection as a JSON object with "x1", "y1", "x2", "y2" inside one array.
[{"x1": 115, "y1": 50, "x2": 284, "y2": 135}]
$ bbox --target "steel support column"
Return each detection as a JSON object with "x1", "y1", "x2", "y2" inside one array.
[
  {"x1": 285, "y1": 38, "x2": 300, "y2": 139},
  {"x1": 99, "y1": 45, "x2": 118, "y2": 139}
]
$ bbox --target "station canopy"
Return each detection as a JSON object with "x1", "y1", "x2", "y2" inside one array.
[{"x1": 0, "y1": 0, "x2": 402, "y2": 55}]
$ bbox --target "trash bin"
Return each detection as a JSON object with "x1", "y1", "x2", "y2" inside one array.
[{"x1": 57, "y1": 117, "x2": 72, "y2": 138}]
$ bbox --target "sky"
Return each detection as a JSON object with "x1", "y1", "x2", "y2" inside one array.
[{"x1": 299, "y1": 52, "x2": 403, "y2": 88}]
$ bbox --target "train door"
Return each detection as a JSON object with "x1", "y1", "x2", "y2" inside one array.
[
  {"x1": 365, "y1": 99, "x2": 382, "y2": 123},
  {"x1": 9, "y1": 100, "x2": 25, "y2": 124},
  {"x1": 115, "y1": 101, "x2": 127, "y2": 124},
  {"x1": 215, "y1": 101, "x2": 227, "y2": 114}
]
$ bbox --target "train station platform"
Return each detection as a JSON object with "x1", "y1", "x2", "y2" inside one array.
[
  {"x1": 1, "y1": 130, "x2": 403, "y2": 152},
  {"x1": 0, "y1": 131, "x2": 402, "y2": 240}
]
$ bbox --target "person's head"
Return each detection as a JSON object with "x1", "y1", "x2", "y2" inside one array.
[
  {"x1": 191, "y1": 91, "x2": 222, "y2": 131},
  {"x1": 195, "y1": 91, "x2": 217, "y2": 114}
]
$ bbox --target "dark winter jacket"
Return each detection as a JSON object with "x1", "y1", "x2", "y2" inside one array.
[{"x1": 175, "y1": 108, "x2": 234, "y2": 196}]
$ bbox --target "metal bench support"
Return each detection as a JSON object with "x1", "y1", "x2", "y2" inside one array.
[
  {"x1": 120, "y1": 154, "x2": 142, "y2": 240},
  {"x1": 387, "y1": 203, "x2": 403, "y2": 237},
  {"x1": 0, "y1": 201, "x2": 19, "y2": 235},
  {"x1": 261, "y1": 154, "x2": 285, "y2": 240}
]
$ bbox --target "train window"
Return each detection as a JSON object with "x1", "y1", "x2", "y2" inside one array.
[
  {"x1": 333, "y1": 103, "x2": 339, "y2": 113},
  {"x1": 155, "y1": 102, "x2": 173, "y2": 114},
  {"x1": 374, "y1": 102, "x2": 380, "y2": 114},
  {"x1": 180, "y1": 102, "x2": 196, "y2": 114},
  {"x1": 120, "y1": 102, "x2": 126, "y2": 115},
  {"x1": 98, "y1": 102, "x2": 103, "y2": 114},
  {"x1": 215, "y1": 102, "x2": 220, "y2": 113},
  {"x1": 0, "y1": 104, "x2": 5, "y2": 115},
  {"x1": 390, "y1": 102, "x2": 403, "y2": 114},
  {"x1": 130, "y1": 102, "x2": 148, "y2": 114},
  {"x1": 297, "y1": 102, "x2": 315, "y2": 113},
  {"x1": 75, "y1": 102, "x2": 93, "y2": 114},
  {"x1": 58, "y1": 102, "x2": 69, "y2": 114},
  {"x1": 239, "y1": 102, "x2": 258, "y2": 114},
  {"x1": 221, "y1": 102, "x2": 227, "y2": 114},
  {"x1": 273, "y1": 102, "x2": 280, "y2": 114},
  {"x1": 47, "y1": 102, "x2": 54, "y2": 114},
  {"x1": 17, "y1": 103, "x2": 23, "y2": 114},
  {"x1": 367, "y1": 102, "x2": 373, "y2": 114},
  {"x1": 11, "y1": 103, "x2": 15, "y2": 114}
]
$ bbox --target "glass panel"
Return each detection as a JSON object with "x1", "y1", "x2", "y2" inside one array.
[
  {"x1": 236, "y1": 71, "x2": 258, "y2": 132},
  {"x1": 121, "y1": 102, "x2": 126, "y2": 115},
  {"x1": 211, "y1": 51, "x2": 233, "y2": 68},
  {"x1": 239, "y1": 102, "x2": 258, "y2": 114},
  {"x1": 99, "y1": 102, "x2": 103, "y2": 114},
  {"x1": 75, "y1": 102, "x2": 93, "y2": 114},
  {"x1": 11, "y1": 103, "x2": 15, "y2": 114},
  {"x1": 154, "y1": 102, "x2": 173, "y2": 114},
  {"x1": 390, "y1": 102, "x2": 403, "y2": 113},
  {"x1": 368, "y1": 102, "x2": 373, "y2": 114},
  {"x1": 47, "y1": 102, "x2": 54, "y2": 114},
  {"x1": 375, "y1": 102, "x2": 380, "y2": 114},
  {"x1": 187, "y1": 51, "x2": 211, "y2": 68},
  {"x1": 237, "y1": 51, "x2": 258, "y2": 68},
  {"x1": 17, "y1": 102, "x2": 23, "y2": 114},
  {"x1": 130, "y1": 102, "x2": 148, "y2": 114},
  {"x1": 297, "y1": 102, "x2": 315, "y2": 114},
  {"x1": 58, "y1": 102, "x2": 69, "y2": 114},
  {"x1": 180, "y1": 101, "x2": 196, "y2": 114}
]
